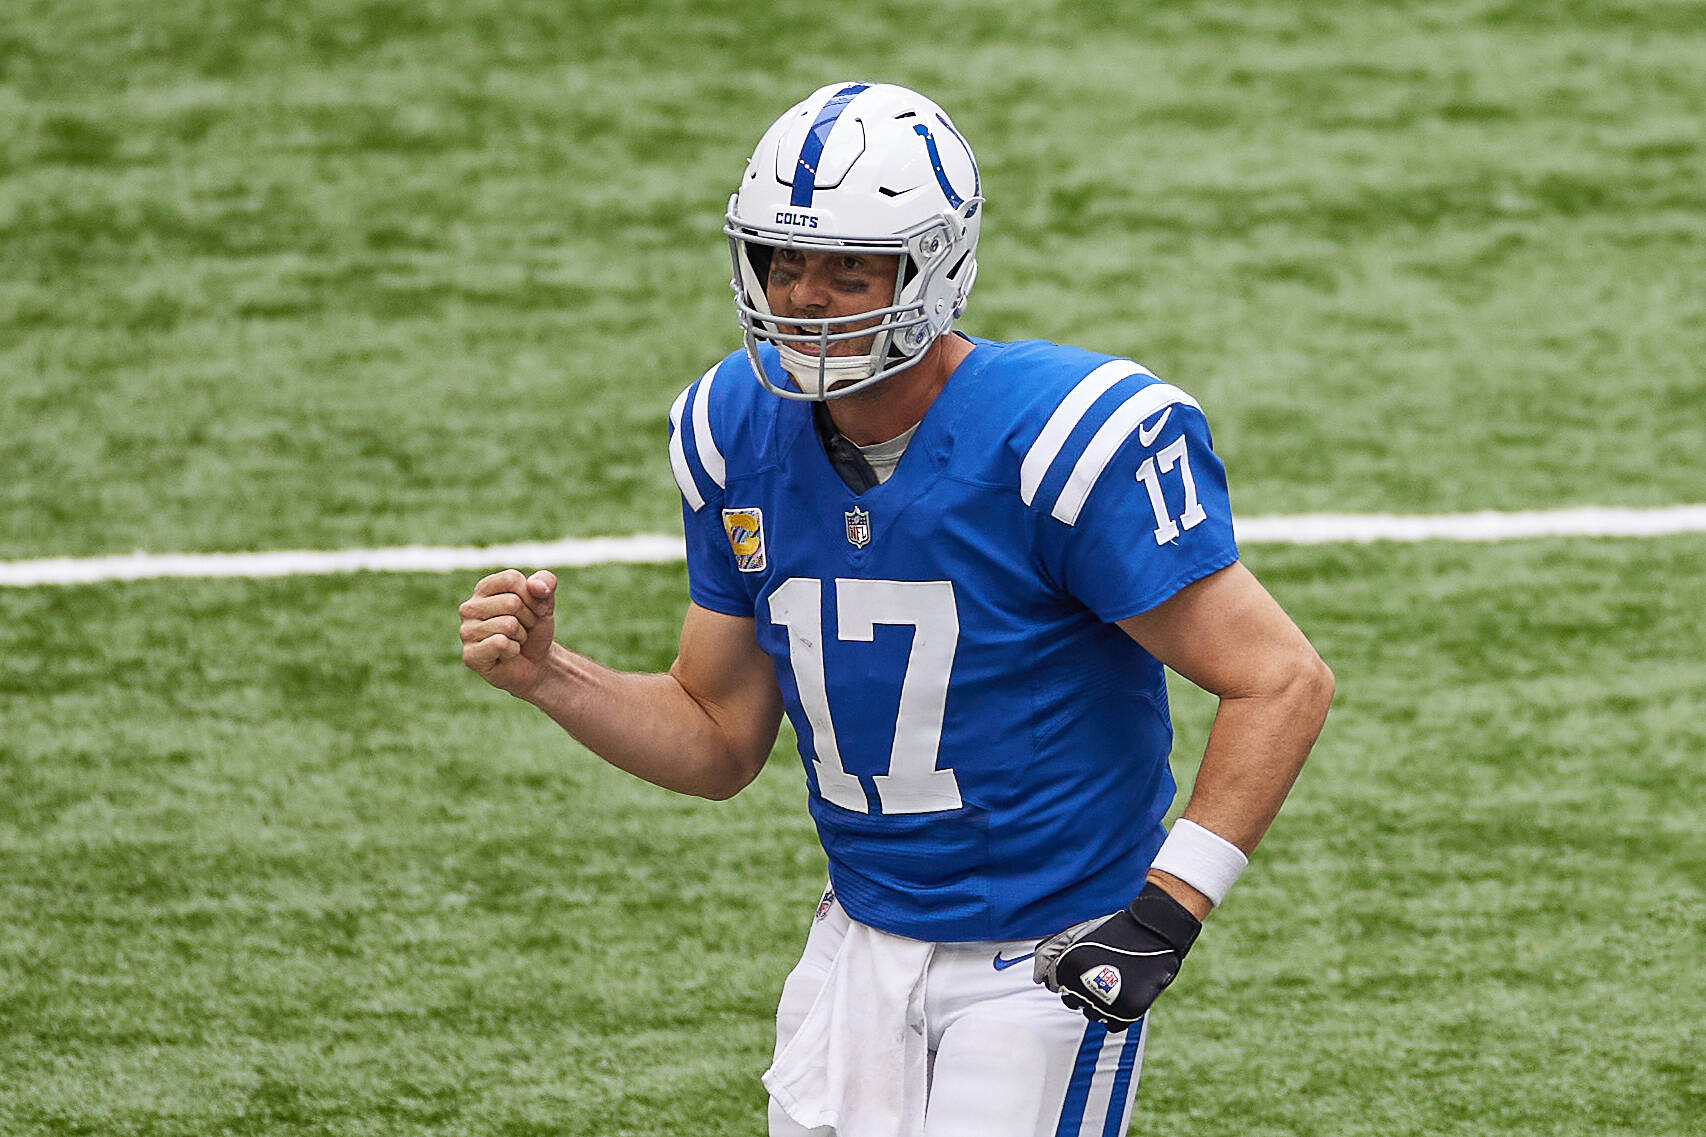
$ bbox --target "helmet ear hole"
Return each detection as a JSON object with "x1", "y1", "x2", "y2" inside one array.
[{"x1": 744, "y1": 244, "x2": 773, "y2": 285}]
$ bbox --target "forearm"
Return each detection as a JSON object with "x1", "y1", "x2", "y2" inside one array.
[
  {"x1": 1148, "y1": 655, "x2": 1334, "y2": 915},
  {"x1": 521, "y1": 642, "x2": 768, "y2": 800},
  {"x1": 1179, "y1": 659, "x2": 1332, "y2": 849}
]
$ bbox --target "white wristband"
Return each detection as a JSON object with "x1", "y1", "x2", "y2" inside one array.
[{"x1": 1149, "y1": 818, "x2": 1249, "y2": 908}]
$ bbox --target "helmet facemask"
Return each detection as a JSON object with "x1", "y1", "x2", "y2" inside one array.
[{"x1": 726, "y1": 204, "x2": 980, "y2": 401}]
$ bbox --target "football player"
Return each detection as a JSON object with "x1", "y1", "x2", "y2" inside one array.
[{"x1": 460, "y1": 82, "x2": 1334, "y2": 1137}]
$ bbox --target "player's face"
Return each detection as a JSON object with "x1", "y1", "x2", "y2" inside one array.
[{"x1": 765, "y1": 249, "x2": 901, "y2": 357}]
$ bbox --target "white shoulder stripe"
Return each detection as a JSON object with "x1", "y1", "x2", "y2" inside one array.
[
  {"x1": 1020, "y1": 360, "x2": 1152, "y2": 505},
  {"x1": 1050, "y1": 382, "x2": 1202, "y2": 526},
  {"x1": 667, "y1": 385, "x2": 706, "y2": 512},
  {"x1": 690, "y1": 365, "x2": 725, "y2": 488}
]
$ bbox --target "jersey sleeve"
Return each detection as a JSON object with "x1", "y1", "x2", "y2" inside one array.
[
  {"x1": 667, "y1": 368, "x2": 753, "y2": 618},
  {"x1": 1028, "y1": 376, "x2": 1239, "y2": 622}
]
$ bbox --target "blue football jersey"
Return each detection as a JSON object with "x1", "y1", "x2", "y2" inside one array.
[{"x1": 667, "y1": 338, "x2": 1240, "y2": 942}]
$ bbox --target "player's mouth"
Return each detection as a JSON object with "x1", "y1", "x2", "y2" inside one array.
[
  {"x1": 776, "y1": 317, "x2": 825, "y2": 352},
  {"x1": 777, "y1": 322, "x2": 877, "y2": 358}
]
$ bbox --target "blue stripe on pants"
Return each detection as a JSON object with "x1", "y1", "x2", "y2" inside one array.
[
  {"x1": 1053, "y1": 1020, "x2": 1108, "y2": 1137},
  {"x1": 1101, "y1": 1019, "x2": 1145, "y2": 1136}
]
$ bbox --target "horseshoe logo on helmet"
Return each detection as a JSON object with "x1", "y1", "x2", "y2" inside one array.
[{"x1": 912, "y1": 119, "x2": 981, "y2": 216}]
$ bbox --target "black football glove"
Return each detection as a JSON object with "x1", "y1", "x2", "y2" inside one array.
[{"x1": 1032, "y1": 881, "x2": 1202, "y2": 1031}]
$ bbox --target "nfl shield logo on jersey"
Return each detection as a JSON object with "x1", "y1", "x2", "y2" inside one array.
[
  {"x1": 1081, "y1": 964, "x2": 1123, "y2": 1006},
  {"x1": 844, "y1": 506, "x2": 871, "y2": 549},
  {"x1": 721, "y1": 507, "x2": 767, "y2": 572}
]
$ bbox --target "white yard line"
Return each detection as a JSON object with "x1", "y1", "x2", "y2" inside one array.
[
  {"x1": 3, "y1": 506, "x2": 1704, "y2": 588},
  {"x1": 0, "y1": 536, "x2": 688, "y2": 588},
  {"x1": 1231, "y1": 505, "x2": 1706, "y2": 544}
]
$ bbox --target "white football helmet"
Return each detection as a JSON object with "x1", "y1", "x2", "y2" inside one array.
[{"x1": 724, "y1": 82, "x2": 982, "y2": 400}]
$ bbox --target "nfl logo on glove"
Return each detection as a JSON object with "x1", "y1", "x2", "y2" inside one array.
[{"x1": 1081, "y1": 965, "x2": 1123, "y2": 1006}]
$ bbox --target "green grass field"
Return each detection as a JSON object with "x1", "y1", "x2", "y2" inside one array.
[{"x1": 2, "y1": 1, "x2": 1703, "y2": 1134}]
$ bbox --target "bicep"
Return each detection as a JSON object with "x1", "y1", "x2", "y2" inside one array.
[
  {"x1": 1116, "y1": 562, "x2": 1321, "y2": 699},
  {"x1": 669, "y1": 602, "x2": 785, "y2": 779}
]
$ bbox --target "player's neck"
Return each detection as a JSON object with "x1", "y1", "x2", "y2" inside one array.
[{"x1": 825, "y1": 333, "x2": 974, "y2": 447}]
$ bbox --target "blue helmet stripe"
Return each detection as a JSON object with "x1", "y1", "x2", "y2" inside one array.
[{"x1": 791, "y1": 83, "x2": 870, "y2": 207}]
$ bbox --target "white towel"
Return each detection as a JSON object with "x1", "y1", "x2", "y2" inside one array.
[{"x1": 763, "y1": 920, "x2": 935, "y2": 1137}]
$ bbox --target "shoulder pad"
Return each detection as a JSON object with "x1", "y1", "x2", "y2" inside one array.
[
  {"x1": 669, "y1": 349, "x2": 785, "y2": 510},
  {"x1": 668, "y1": 356, "x2": 736, "y2": 511},
  {"x1": 1017, "y1": 358, "x2": 1202, "y2": 526}
]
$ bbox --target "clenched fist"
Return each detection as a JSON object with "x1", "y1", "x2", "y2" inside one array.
[
  {"x1": 1032, "y1": 881, "x2": 1201, "y2": 1031},
  {"x1": 460, "y1": 569, "x2": 557, "y2": 698}
]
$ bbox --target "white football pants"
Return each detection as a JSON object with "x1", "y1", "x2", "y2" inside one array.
[{"x1": 767, "y1": 893, "x2": 1148, "y2": 1137}]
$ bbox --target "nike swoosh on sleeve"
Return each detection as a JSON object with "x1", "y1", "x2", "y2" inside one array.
[{"x1": 1136, "y1": 407, "x2": 1173, "y2": 447}]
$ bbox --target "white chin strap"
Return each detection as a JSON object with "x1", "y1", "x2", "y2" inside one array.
[{"x1": 776, "y1": 344, "x2": 879, "y2": 399}]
